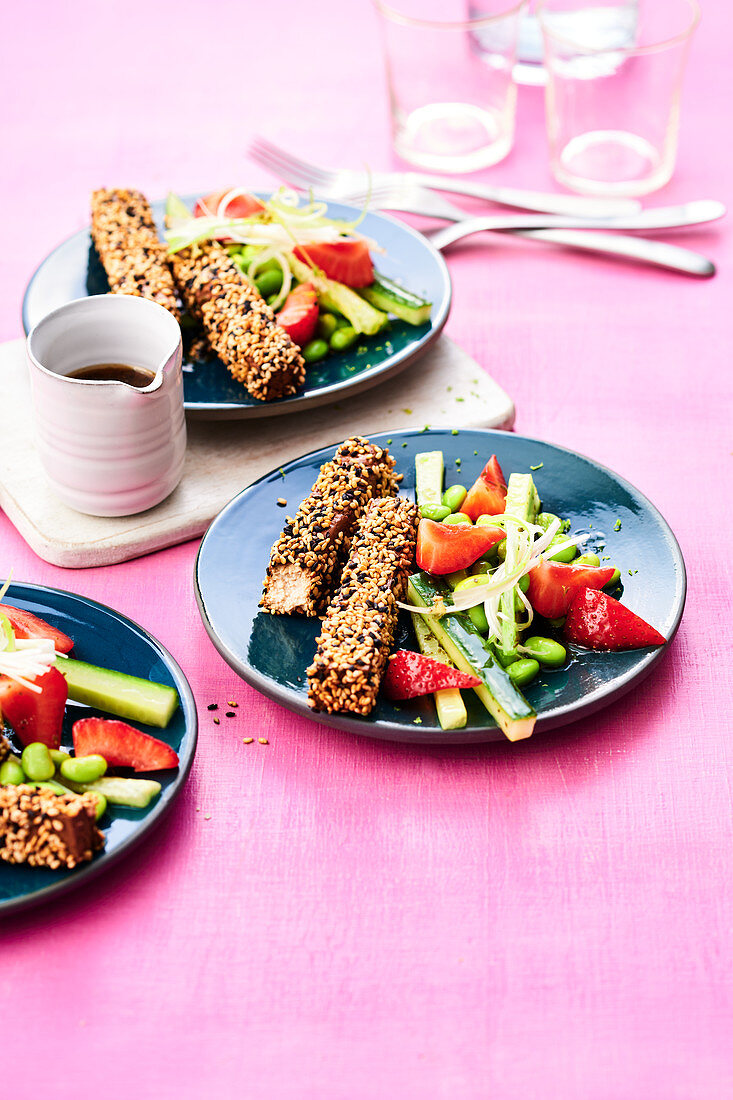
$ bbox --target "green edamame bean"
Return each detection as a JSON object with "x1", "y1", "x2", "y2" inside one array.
[
  {"x1": 0, "y1": 758, "x2": 25, "y2": 785},
  {"x1": 575, "y1": 552, "x2": 600, "y2": 568},
  {"x1": 546, "y1": 616, "x2": 566, "y2": 629},
  {"x1": 605, "y1": 567, "x2": 621, "y2": 588},
  {"x1": 454, "y1": 575, "x2": 489, "y2": 593},
  {"x1": 442, "y1": 484, "x2": 467, "y2": 512},
  {"x1": 60, "y1": 755, "x2": 107, "y2": 784},
  {"x1": 476, "y1": 514, "x2": 503, "y2": 528},
  {"x1": 468, "y1": 604, "x2": 489, "y2": 634},
  {"x1": 49, "y1": 749, "x2": 70, "y2": 770},
  {"x1": 496, "y1": 538, "x2": 507, "y2": 561},
  {"x1": 329, "y1": 326, "x2": 358, "y2": 352},
  {"x1": 420, "y1": 503, "x2": 451, "y2": 522},
  {"x1": 316, "y1": 313, "x2": 338, "y2": 341},
  {"x1": 522, "y1": 636, "x2": 567, "y2": 669},
  {"x1": 21, "y1": 743, "x2": 55, "y2": 782},
  {"x1": 93, "y1": 793, "x2": 108, "y2": 821},
  {"x1": 302, "y1": 338, "x2": 329, "y2": 363},
  {"x1": 518, "y1": 574, "x2": 530, "y2": 594},
  {"x1": 536, "y1": 512, "x2": 562, "y2": 532},
  {"x1": 508, "y1": 658, "x2": 540, "y2": 687},
  {"x1": 471, "y1": 561, "x2": 494, "y2": 576},
  {"x1": 547, "y1": 536, "x2": 577, "y2": 564},
  {"x1": 333, "y1": 313, "x2": 351, "y2": 328},
  {"x1": 255, "y1": 268, "x2": 283, "y2": 298},
  {"x1": 443, "y1": 513, "x2": 472, "y2": 526}
]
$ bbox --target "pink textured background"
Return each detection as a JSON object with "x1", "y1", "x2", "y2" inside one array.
[{"x1": 1, "y1": 2, "x2": 732, "y2": 1097}]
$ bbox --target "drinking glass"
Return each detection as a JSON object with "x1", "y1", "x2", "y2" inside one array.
[
  {"x1": 373, "y1": 0, "x2": 526, "y2": 173},
  {"x1": 538, "y1": 0, "x2": 700, "y2": 196}
]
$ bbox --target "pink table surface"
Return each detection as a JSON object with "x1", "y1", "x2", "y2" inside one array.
[{"x1": 2, "y1": 2, "x2": 732, "y2": 1097}]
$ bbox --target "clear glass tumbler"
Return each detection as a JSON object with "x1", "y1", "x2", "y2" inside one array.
[
  {"x1": 373, "y1": 0, "x2": 526, "y2": 173},
  {"x1": 539, "y1": 0, "x2": 700, "y2": 197}
]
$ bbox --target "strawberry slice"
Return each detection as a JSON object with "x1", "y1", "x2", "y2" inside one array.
[
  {"x1": 0, "y1": 604, "x2": 73, "y2": 653},
  {"x1": 73, "y1": 717, "x2": 179, "y2": 772},
  {"x1": 293, "y1": 240, "x2": 374, "y2": 288},
  {"x1": 564, "y1": 589, "x2": 666, "y2": 651},
  {"x1": 462, "y1": 455, "x2": 507, "y2": 522},
  {"x1": 416, "y1": 519, "x2": 505, "y2": 575},
  {"x1": 383, "y1": 650, "x2": 480, "y2": 700},
  {"x1": 194, "y1": 189, "x2": 265, "y2": 219},
  {"x1": 527, "y1": 558, "x2": 616, "y2": 619},
  {"x1": 276, "y1": 283, "x2": 319, "y2": 347},
  {"x1": 0, "y1": 667, "x2": 68, "y2": 749}
]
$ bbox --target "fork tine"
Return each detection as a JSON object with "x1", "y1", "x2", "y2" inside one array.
[{"x1": 248, "y1": 137, "x2": 335, "y2": 188}]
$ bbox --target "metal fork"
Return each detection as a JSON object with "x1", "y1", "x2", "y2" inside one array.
[
  {"x1": 337, "y1": 182, "x2": 719, "y2": 277},
  {"x1": 248, "y1": 135, "x2": 642, "y2": 218}
]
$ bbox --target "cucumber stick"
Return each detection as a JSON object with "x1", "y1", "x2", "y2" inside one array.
[
  {"x1": 415, "y1": 451, "x2": 444, "y2": 511},
  {"x1": 61, "y1": 775, "x2": 161, "y2": 809},
  {"x1": 359, "y1": 274, "x2": 432, "y2": 325},
  {"x1": 498, "y1": 473, "x2": 540, "y2": 662},
  {"x1": 287, "y1": 255, "x2": 387, "y2": 335},
  {"x1": 408, "y1": 574, "x2": 536, "y2": 741},
  {"x1": 56, "y1": 656, "x2": 179, "y2": 728},
  {"x1": 411, "y1": 614, "x2": 467, "y2": 731}
]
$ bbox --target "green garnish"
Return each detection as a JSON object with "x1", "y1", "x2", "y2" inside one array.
[{"x1": 530, "y1": 463, "x2": 544, "y2": 471}]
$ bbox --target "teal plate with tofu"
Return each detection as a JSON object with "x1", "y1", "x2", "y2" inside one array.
[
  {"x1": 194, "y1": 428, "x2": 686, "y2": 745},
  {"x1": 21, "y1": 196, "x2": 451, "y2": 420},
  {"x1": 0, "y1": 582, "x2": 197, "y2": 916}
]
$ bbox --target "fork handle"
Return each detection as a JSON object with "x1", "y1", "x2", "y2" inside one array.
[
  {"x1": 504, "y1": 229, "x2": 716, "y2": 278},
  {"x1": 409, "y1": 172, "x2": 642, "y2": 218}
]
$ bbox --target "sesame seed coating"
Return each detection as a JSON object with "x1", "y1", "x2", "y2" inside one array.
[
  {"x1": 168, "y1": 240, "x2": 305, "y2": 402},
  {"x1": 307, "y1": 496, "x2": 419, "y2": 715},
  {"x1": 0, "y1": 735, "x2": 10, "y2": 763},
  {"x1": 90, "y1": 189, "x2": 181, "y2": 319},
  {"x1": 262, "y1": 437, "x2": 400, "y2": 616},
  {"x1": 0, "y1": 785, "x2": 104, "y2": 870}
]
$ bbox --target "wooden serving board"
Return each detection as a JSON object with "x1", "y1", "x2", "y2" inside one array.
[{"x1": 0, "y1": 335, "x2": 514, "y2": 568}]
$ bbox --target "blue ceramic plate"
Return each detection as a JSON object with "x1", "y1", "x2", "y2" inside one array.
[
  {"x1": 21, "y1": 196, "x2": 451, "y2": 420},
  {"x1": 194, "y1": 428, "x2": 686, "y2": 745},
  {"x1": 0, "y1": 582, "x2": 197, "y2": 915}
]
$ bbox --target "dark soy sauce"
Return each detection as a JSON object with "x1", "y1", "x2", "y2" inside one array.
[{"x1": 67, "y1": 363, "x2": 155, "y2": 388}]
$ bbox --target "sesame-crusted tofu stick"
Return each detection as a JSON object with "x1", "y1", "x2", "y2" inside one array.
[
  {"x1": 307, "y1": 496, "x2": 419, "y2": 716},
  {"x1": 168, "y1": 239, "x2": 305, "y2": 402},
  {"x1": 0, "y1": 785, "x2": 104, "y2": 870},
  {"x1": 262, "y1": 437, "x2": 400, "y2": 616},
  {"x1": 90, "y1": 189, "x2": 181, "y2": 319}
]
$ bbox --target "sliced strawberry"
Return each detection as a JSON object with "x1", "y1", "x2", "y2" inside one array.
[
  {"x1": 383, "y1": 650, "x2": 480, "y2": 700},
  {"x1": 564, "y1": 589, "x2": 666, "y2": 650},
  {"x1": 527, "y1": 559, "x2": 616, "y2": 619},
  {"x1": 0, "y1": 604, "x2": 73, "y2": 653},
  {"x1": 194, "y1": 189, "x2": 265, "y2": 219},
  {"x1": 462, "y1": 455, "x2": 507, "y2": 522},
  {"x1": 416, "y1": 519, "x2": 505, "y2": 575},
  {"x1": 293, "y1": 240, "x2": 374, "y2": 287},
  {"x1": 73, "y1": 717, "x2": 179, "y2": 772},
  {"x1": 276, "y1": 283, "x2": 319, "y2": 347},
  {"x1": 0, "y1": 668, "x2": 68, "y2": 749}
]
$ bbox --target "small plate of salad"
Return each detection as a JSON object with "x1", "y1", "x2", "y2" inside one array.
[
  {"x1": 194, "y1": 428, "x2": 686, "y2": 744},
  {"x1": 21, "y1": 189, "x2": 452, "y2": 420},
  {"x1": 0, "y1": 581, "x2": 197, "y2": 915}
]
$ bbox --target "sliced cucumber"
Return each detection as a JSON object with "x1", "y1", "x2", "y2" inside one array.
[
  {"x1": 56, "y1": 657, "x2": 179, "y2": 728},
  {"x1": 165, "y1": 192, "x2": 192, "y2": 222},
  {"x1": 415, "y1": 450, "x2": 445, "y2": 512},
  {"x1": 61, "y1": 775, "x2": 161, "y2": 809},
  {"x1": 0, "y1": 611, "x2": 15, "y2": 652},
  {"x1": 408, "y1": 573, "x2": 536, "y2": 742},
  {"x1": 287, "y1": 255, "x2": 387, "y2": 335},
  {"x1": 360, "y1": 274, "x2": 432, "y2": 325},
  {"x1": 411, "y1": 614, "x2": 467, "y2": 731},
  {"x1": 498, "y1": 473, "x2": 540, "y2": 662}
]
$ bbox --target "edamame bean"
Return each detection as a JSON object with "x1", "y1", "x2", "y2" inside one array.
[
  {"x1": 419, "y1": 503, "x2": 451, "y2": 522},
  {"x1": 522, "y1": 636, "x2": 567, "y2": 668},
  {"x1": 547, "y1": 536, "x2": 577, "y2": 563},
  {"x1": 604, "y1": 567, "x2": 621, "y2": 588},
  {"x1": 476, "y1": 515, "x2": 503, "y2": 528},
  {"x1": 49, "y1": 749, "x2": 70, "y2": 769},
  {"x1": 93, "y1": 793, "x2": 108, "y2": 821},
  {"x1": 333, "y1": 314, "x2": 352, "y2": 329},
  {"x1": 21, "y1": 743, "x2": 55, "y2": 782},
  {"x1": 329, "y1": 326, "x2": 358, "y2": 352},
  {"x1": 255, "y1": 269, "x2": 283, "y2": 298},
  {"x1": 496, "y1": 538, "x2": 507, "y2": 561},
  {"x1": 60, "y1": 755, "x2": 107, "y2": 784},
  {"x1": 546, "y1": 616, "x2": 566, "y2": 629},
  {"x1": 471, "y1": 561, "x2": 494, "y2": 576},
  {"x1": 0, "y1": 758, "x2": 25, "y2": 785},
  {"x1": 536, "y1": 512, "x2": 562, "y2": 532},
  {"x1": 454, "y1": 574, "x2": 489, "y2": 593},
  {"x1": 575, "y1": 552, "x2": 600, "y2": 568},
  {"x1": 316, "y1": 313, "x2": 338, "y2": 341},
  {"x1": 302, "y1": 338, "x2": 329, "y2": 363},
  {"x1": 443, "y1": 513, "x2": 472, "y2": 526},
  {"x1": 518, "y1": 574, "x2": 530, "y2": 594},
  {"x1": 468, "y1": 605, "x2": 489, "y2": 633},
  {"x1": 442, "y1": 484, "x2": 467, "y2": 512},
  {"x1": 508, "y1": 658, "x2": 540, "y2": 687}
]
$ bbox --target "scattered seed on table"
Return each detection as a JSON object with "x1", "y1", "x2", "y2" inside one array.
[
  {"x1": 226, "y1": 711, "x2": 236, "y2": 718},
  {"x1": 276, "y1": 498, "x2": 287, "y2": 507},
  {"x1": 213, "y1": 717, "x2": 220, "y2": 725},
  {"x1": 258, "y1": 738, "x2": 269, "y2": 745},
  {"x1": 243, "y1": 737, "x2": 254, "y2": 744},
  {"x1": 207, "y1": 703, "x2": 218, "y2": 711},
  {"x1": 530, "y1": 462, "x2": 544, "y2": 471},
  {"x1": 227, "y1": 701, "x2": 238, "y2": 708},
  {"x1": 204, "y1": 814, "x2": 211, "y2": 821}
]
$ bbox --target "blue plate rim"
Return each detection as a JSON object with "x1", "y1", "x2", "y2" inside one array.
[
  {"x1": 0, "y1": 580, "x2": 198, "y2": 917},
  {"x1": 193, "y1": 427, "x2": 687, "y2": 746},
  {"x1": 21, "y1": 195, "x2": 452, "y2": 420}
]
